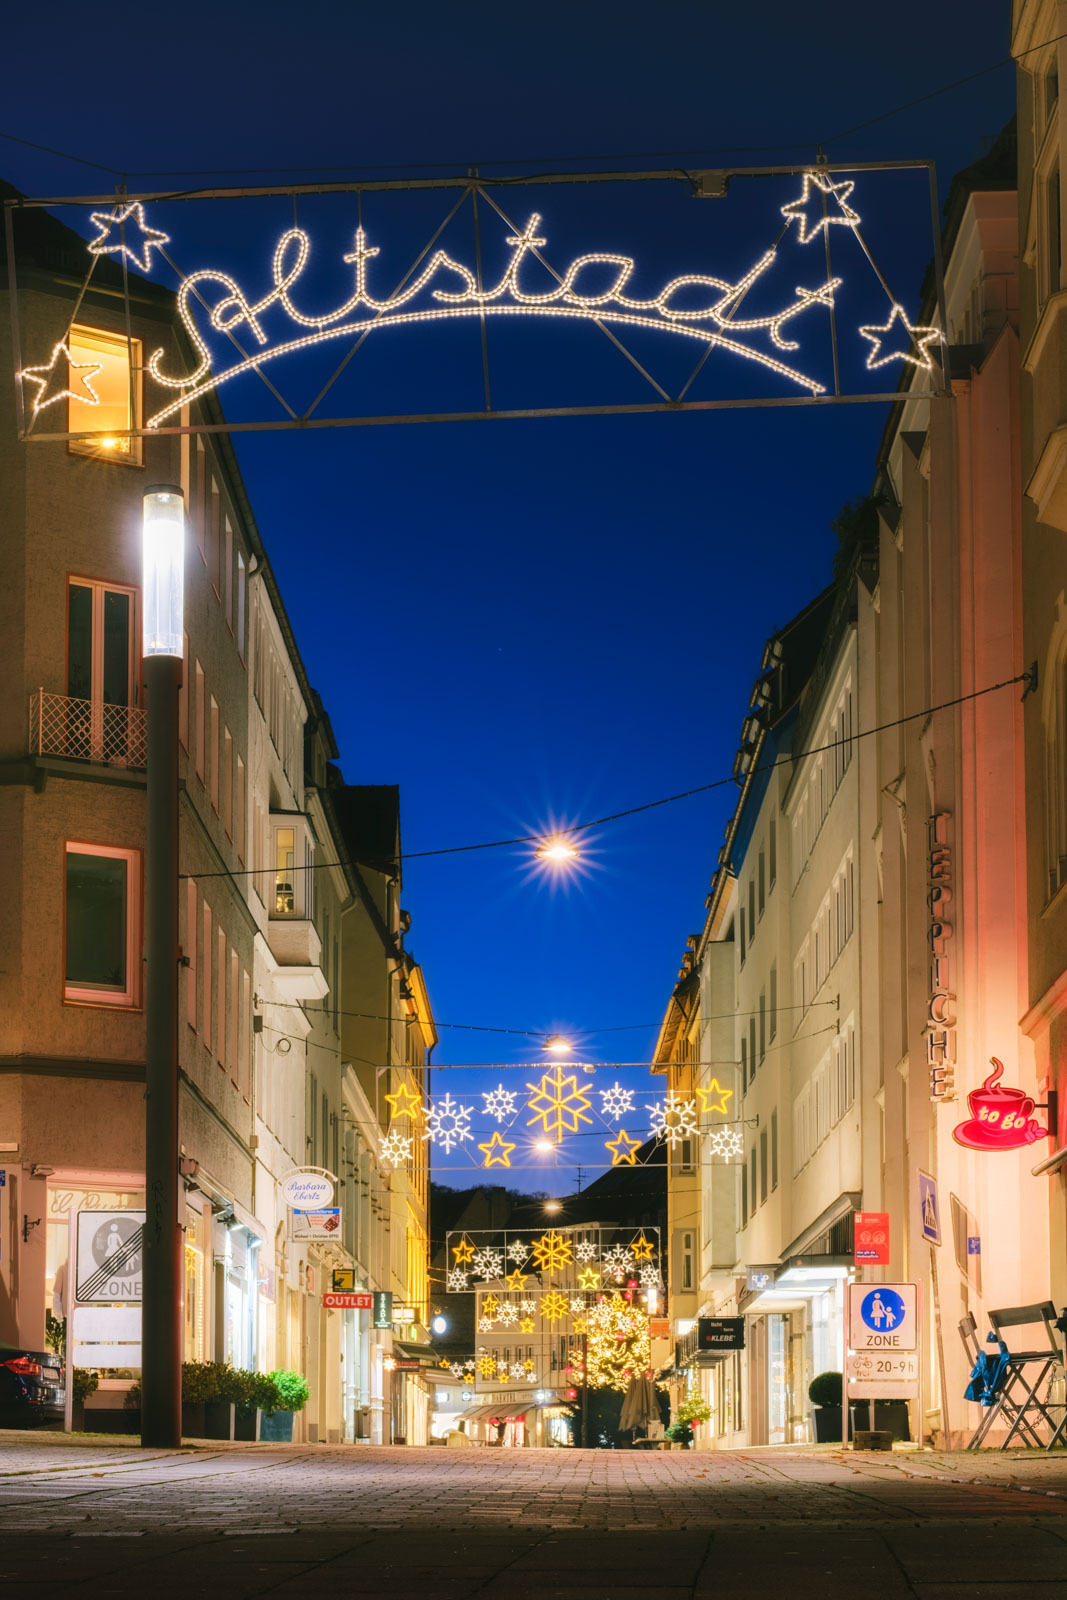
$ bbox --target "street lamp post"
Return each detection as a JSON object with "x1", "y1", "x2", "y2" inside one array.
[{"x1": 140, "y1": 485, "x2": 185, "y2": 1448}]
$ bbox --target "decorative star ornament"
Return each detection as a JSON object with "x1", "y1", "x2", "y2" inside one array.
[
  {"x1": 88, "y1": 202, "x2": 170, "y2": 274},
  {"x1": 858, "y1": 304, "x2": 940, "y2": 372},
  {"x1": 519, "y1": 1317, "x2": 535, "y2": 1334},
  {"x1": 19, "y1": 340, "x2": 103, "y2": 419},
  {"x1": 606, "y1": 1128, "x2": 642, "y2": 1167},
  {"x1": 630, "y1": 1234, "x2": 656, "y2": 1263},
  {"x1": 780, "y1": 171, "x2": 860, "y2": 245},
  {"x1": 578, "y1": 1266, "x2": 601, "y2": 1291},
  {"x1": 696, "y1": 1079, "x2": 733, "y2": 1116},
  {"x1": 505, "y1": 1267, "x2": 528, "y2": 1292},
  {"x1": 451, "y1": 1238, "x2": 475, "y2": 1265},
  {"x1": 385, "y1": 1081, "x2": 422, "y2": 1120},
  {"x1": 478, "y1": 1131, "x2": 516, "y2": 1169}
]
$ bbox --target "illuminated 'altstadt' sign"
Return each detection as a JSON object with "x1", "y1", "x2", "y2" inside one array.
[{"x1": 16, "y1": 174, "x2": 943, "y2": 433}]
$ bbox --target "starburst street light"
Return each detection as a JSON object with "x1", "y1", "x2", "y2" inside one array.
[
  {"x1": 543, "y1": 1034, "x2": 573, "y2": 1055},
  {"x1": 537, "y1": 835, "x2": 580, "y2": 864}
]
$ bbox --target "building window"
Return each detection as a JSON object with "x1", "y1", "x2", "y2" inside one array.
[
  {"x1": 748, "y1": 878, "x2": 756, "y2": 938},
  {"x1": 224, "y1": 519, "x2": 234, "y2": 628},
  {"x1": 65, "y1": 843, "x2": 139, "y2": 1006},
  {"x1": 759, "y1": 992, "x2": 766, "y2": 1062},
  {"x1": 209, "y1": 696, "x2": 220, "y2": 812},
  {"x1": 679, "y1": 1230, "x2": 694, "y2": 1291},
  {"x1": 769, "y1": 819, "x2": 777, "y2": 888},
  {"x1": 215, "y1": 928, "x2": 226, "y2": 1062},
  {"x1": 194, "y1": 662, "x2": 205, "y2": 781},
  {"x1": 749, "y1": 1148, "x2": 757, "y2": 1211},
  {"x1": 179, "y1": 631, "x2": 189, "y2": 749},
  {"x1": 223, "y1": 728, "x2": 233, "y2": 838},
  {"x1": 749, "y1": 1016, "x2": 756, "y2": 1079},
  {"x1": 769, "y1": 965, "x2": 777, "y2": 1041},
  {"x1": 740, "y1": 1035, "x2": 748, "y2": 1092},
  {"x1": 185, "y1": 881, "x2": 197, "y2": 1031},
  {"x1": 236, "y1": 756, "x2": 246, "y2": 862},
  {"x1": 771, "y1": 1109, "x2": 778, "y2": 1190},
  {"x1": 741, "y1": 1163, "x2": 748, "y2": 1226},
  {"x1": 758, "y1": 846, "x2": 765, "y2": 917},
  {"x1": 739, "y1": 906, "x2": 746, "y2": 965},
  {"x1": 271, "y1": 813, "x2": 314, "y2": 918},
  {"x1": 760, "y1": 1129, "x2": 768, "y2": 1203},
  {"x1": 237, "y1": 554, "x2": 247, "y2": 661},
  {"x1": 67, "y1": 579, "x2": 137, "y2": 711},
  {"x1": 67, "y1": 325, "x2": 142, "y2": 464},
  {"x1": 1047, "y1": 162, "x2": 1062, "y2": 301},
  {"x1": 202, "y1": 902, "x2": 212, "y2": 1045}
]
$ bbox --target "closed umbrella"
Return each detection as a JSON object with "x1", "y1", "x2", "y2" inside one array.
[{"x1": 620, "y1": 1374, "x2": 659, "y2": 1432}]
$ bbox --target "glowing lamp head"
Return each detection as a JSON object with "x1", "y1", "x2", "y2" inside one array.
[
  {"x1": 543, "y1": 1199, "x2": 562, "y2": 1214},
  {"x1": 538, "y1": 836, "x2": 579, "y2": 865},
  {"x1": 534, "y1": 1139, "x2": 555, "y2": 1155},
  {"x1": 431, "y1": 1314, "x2": 448, "y2": 1336},
  {"x1": 543, "y1": 1034, "x2": 572, "y2": 1056},
  {"x1": 142, "y1": 485, "x2": 185, "y2": 658}
]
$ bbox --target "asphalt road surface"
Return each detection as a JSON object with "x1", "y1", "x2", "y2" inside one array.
[{"x1": 1, "y1": 1438, "x2": 1066, "y2": 1597}]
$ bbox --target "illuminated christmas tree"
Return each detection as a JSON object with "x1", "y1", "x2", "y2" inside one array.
[{"x1": 574, "y1": 1293, "x2": 651, "y2": 1391}]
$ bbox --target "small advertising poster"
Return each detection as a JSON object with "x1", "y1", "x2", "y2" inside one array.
[
  {"x1": 853, "y1": 1212, "x2": 890, "y2": 1265},
  {"x1": 290, "y1": 1207, "x2": 341, "y2": 1241},
  {"x1": 698, "y1": 1317, "x2": 745, "y2": 1351}
]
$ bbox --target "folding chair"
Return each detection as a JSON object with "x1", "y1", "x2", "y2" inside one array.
[
  {"x1": 959, "y1": 1314, "x2": 1023, "y2": 1450},
  {"x1": 986, "y1": 1302, "x2": 1065, "y2": 1450}
]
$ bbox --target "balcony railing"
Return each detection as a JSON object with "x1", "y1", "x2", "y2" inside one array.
[{"x1": 29, "y1": 688, "x2": 147, "y2": 770}]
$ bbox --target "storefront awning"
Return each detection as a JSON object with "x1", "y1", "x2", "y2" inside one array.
[
  {"x1": 457, "y1": 1402, "x2": 530, "y2": 1423},
  {"x1": 780, "y1": 1192, "x2": 861, "y2": 1259},
  {"x1": 392, "y1": 1340, "x2": 437, "y2": 1365}
]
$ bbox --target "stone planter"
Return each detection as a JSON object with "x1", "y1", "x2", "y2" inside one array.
[
  {"x1": 234, "y1": 1408, "x2": 261, "y2": 1442},
  {"x1": 204, "y1": 1401, "x2": 234, "y2": 1440},
  {"x1": 181, "y1": 1402, "x2": 207, "y2": 1439},
  {"x1": 260, "y1": 1408, "x2": 295, "y2": 1443},
  {"x1": 813, "y1": 1404, "x2": 846, "y2": 1442},
  {"x1": 71, "y1": 1400, "x2": 85, "y2": 1432}
]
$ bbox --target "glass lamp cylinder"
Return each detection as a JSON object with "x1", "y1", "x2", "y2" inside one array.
[{"x1": 142, "y1": 486, "x2": 185, "y2": 657}]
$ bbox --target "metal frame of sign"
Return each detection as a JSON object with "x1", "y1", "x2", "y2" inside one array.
[{"x1": 4, "y1": 159, "x2": 948, "y2": 445}]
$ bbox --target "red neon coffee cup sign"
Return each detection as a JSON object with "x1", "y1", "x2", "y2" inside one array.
[{"x1": 952, "y1": 1057, "x2": 1049, "y2": 1151}]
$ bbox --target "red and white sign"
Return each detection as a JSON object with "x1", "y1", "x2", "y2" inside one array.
[
  {"x1": 322, "y1": 1292, "x2": 373, "y2": 1310},
  {"x1": 853, "y1": 1212, "x2": 889, "y2": 1265},
  {"x1": 952, "y1": 1057, "x2": 1049, "y2": 1151}
]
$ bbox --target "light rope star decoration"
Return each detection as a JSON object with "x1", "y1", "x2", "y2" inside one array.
[
  {"x1": 19, "y1": 339, "x2": 103, "y2": 420},
  {"x1": 380, "y1": 1129, "x2": 413, "y2": 1169},
  {"x1": 451, "y1": 1238, "x2": 475, "y2": 1265},
  {"x1": 577, "y1": 1266, "x2": 601, "y2": 1291},
  {"x1": 421, "y1": 1092, "x2": 474, "y2": 1153},
  {"x1": 505, "y1": 1268, "x2": 528, "y2": 1292},
  {"x1": 479, "y1": 1294, "x2": 501, "y2": 1323},
  {"x1": 780, "y1": 171, "x2": 861, "y2": 245},
  {"x1": 482, "y1": 1083, "x2": 518, "y2": 1123},
  {"x1": 385, "y1": 1081, "x2": 423, "y2": 1121},
  {"x1": 606, "y1": 1128, "x2": 642, "y2": 1167},
  {"x1": 696, "y1": 1079, "x2": 733, "y2": 1115},
  {"x1": 630, "y1": 1234, "x2": 656, "y2": 1263},
  {"x1": 478, "y1": 1131, "x2": 516, "y2": 1169},
  {"x1": 526, "y1": 1067, "x2": 593, "y2": 1142},
  {"x1": 88, "y1": 201, "x2": 170, "y2": 274},
  {"x1": 598, "y1": 1081, "x2": 635, "y2": 1121},
  {"x1": 859, "y1": 304, "x2": 940, "y2": 372},
  {"x1": 649, "y1": 1093, "x2": 699, "y2": 1146}
]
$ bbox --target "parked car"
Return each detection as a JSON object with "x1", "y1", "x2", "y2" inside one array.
[{"x1": 0, "y1": 1347, "x2": 65, "y2": 1427}]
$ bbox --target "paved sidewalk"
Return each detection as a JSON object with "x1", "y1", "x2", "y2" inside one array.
[{"x1": 1, "y1": 1436, "x2": 1065, "y2": 1597}]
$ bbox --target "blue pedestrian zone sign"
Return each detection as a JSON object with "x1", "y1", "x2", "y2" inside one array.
[{"x1": 860, "y1": 1288, "x2": 905, "y2": 1332}]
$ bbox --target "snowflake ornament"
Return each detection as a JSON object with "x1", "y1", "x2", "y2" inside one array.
[
  {"x1": 509, "y1": 1362, "x2": 528, "y2": 1380},
  {"x1": 449, "y1": 1362, "x2": 466, "y2": 1378},
  {"x1": 531, "y1": 1229, "x2": 574, "y2": 1272},
  {"x1": 599, "y1": 1081, "x2": 635, "y2": 1121},
  {"x1": 649, "y1": 1093, "x2": 699, "y2": 1146},
  {"x1": 483, "y1": 1083, "x2": 518, "y2": 1123},
  {"x1": 575, "y1": 1240, "x2": 599, "y2": 1263},
  {"x1": 497, "y1": 1301, "x2": 519, "y2": 1327},
  {"x1": 541, "y1": 1289, "x2": 569, "y2": 1321},
  {"x1": 526, "y1": 1067, "x2": 593, "y2": 1141},
  {"x1": 520, "y1": 1299, "x2": 537, "y2": 1315},
  {"x1": 471, "y1": 1247, "x2": 504, "y2": 1280},
  {"x1": 477, "y1": 1355, "x2": 497, "y2": 1378},
  {"x1": 707, "y1": 1126, "x2": 745, "y2": 1160},
  {"x1": 447, "y1": 1267, "x2": 470, "y2": 1291},
  {"x1": 478, "y1": 1317, "x2": 494, "y2": 1332},
  {"x1": 507, "y1": 1239, "x2": 529, "y2": 1263},
  {"x1": 602, "y1": 1245, "x2": 633, "y2": 1280},
  {"x1": 422, "y1": 1092, "x2": 475, "y2": 1153},
  {"x1": 380, "y1": 1129, "x2": 413, "y2": 1168},
  {"x1": 570, "y1": 1297, "x2": 586, "y2": 1314},
  {"x1": 639, "y1": 1265, "x2": 661, "y2": 1289}
]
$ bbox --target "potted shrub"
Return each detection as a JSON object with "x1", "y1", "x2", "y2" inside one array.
[
  {"x1": 71, "y1": 1368, "x2": 99, "y2": 1431},
  {"x1": 809, "y1": 1370, "x2": 845, "y2": 1442},
  {"x1": 665, "y1": 1420, "x2": 694, "y2": 1450},
  {"x1": 260, "y1": 1370, "x2": 309, "y2": 1442},
  {"x1": 675, "y1": 1396, "x2": 712, "y2": 1435},
  {"x1": 234, "y1": 1371, "x2": 278, "y2": 1442},
  {"x1": 180, "y1": 1360, "x2": 220, "y2": 1439}
]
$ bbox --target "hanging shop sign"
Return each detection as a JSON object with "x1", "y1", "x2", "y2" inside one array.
[
  {"x1": 698, "y1": 1317, "x2": 745, "y2": 1351},
  {"x1": 290, "y1": 1207, "x2": 341, "y2": 1241},
  {"x1": 74, "y1": 1209, "x2": 145, "y2": 1303},
  {"x1": 926, "y1": 813, "x2": 957, "y2": 1101},
  {"x1": 331, "y1": 1268, "x2": 356, "y2": 1292},
  {"x1": 391, "y1": 1305, "x2": 416, "y2": 1324},
  {"x1": 372, "y1": 1291, "x2": 393, "y2": 1328},
  {"x1": 853, "y1": 1211, "x2": 890, "y2": 1265},
  {"x1": 952, "y1": 1058, "x2": 1049, "y2": 1152},
  {"x1": 280, "y1": 1170, "x2": 335, "y2": 1209},
  {"x1": 323, "y1": 1292, "x2": 373, "y2": 1310}
]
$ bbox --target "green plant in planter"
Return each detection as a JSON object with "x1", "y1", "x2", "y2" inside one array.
[
  {"x1": 268, "y1": 1370, "x2": 309, "y2": 1414},
  {"x1": 664, "y1": 1421, "x2": 694, "y2": 1444},
  {"x1": 808, "y1": 1370, "x2": 843, "y2": 1408},
  {"x1": 46, "y1": 1311, "x2": 66, "y2": 1357},
  {"x1": 72, "y1": 1368, "x2": 99, "y2": 1404},
  {"x1": 675, "y1": 1396, "x2": 712, "y2": 1427},
  {"x1": 180, "y1": 1361, "x2": 225, "y2": 1404}
]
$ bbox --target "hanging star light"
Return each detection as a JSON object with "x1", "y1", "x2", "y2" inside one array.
[
  {"x1": 526, "y1": 1066, "x2": 594, "y2": 1142},
  {"x1": 573, "y1": 1316, "x2": 588, "y2": 1334},
  {"x1": 452, "y1": 1239, "x2": 475, "y2": 1265},
  {"x1": 598, "y1": 1081, "x2": 635, "y2": 1121},
  {"x1": 858, "y1": 304, "x2": 940, "y2": 371},
  {"x1": 385, "y1": 1081, "x2": 423, "y2": 1120},
  {"x1": 780, "y1": 171, "x2": 861, "y2": 244},
  {"x1": 505, "y1": 1268, "x2": 528, "y2": 1292},
  {"x1": 478, "y1": 1131, "x2": 516, "y2": 1169},
  {"x1": 531, "y1": 1230, "x2": 574, "y2": 1272},
  {"x1": 606, "y1": 1128, "x2": 642, "y2": 1167},
  {"x1": 88, "y1": 201, "x2": 171, "y2": 274},
  {"x1": 649, "y1": 1094, "x2": 699, "y2": 1146},
  {"x1": 19, "y1": 340, "x2": 103, "y2": 420},
  {"x1": 422, "y1": 1092, "x2": 474, "y2": 1153},
  {"x1": 519, "y1": 1316, "x2": 535, "y2": 1334},
  {"x1": 522, "y1": 1358, "x2": 536, "y2": 1375},
  {"x1": 577, "y1": 1266, "x2": 601, "y2": 1291},
  {"x1": 380, "y1": 1129, "x2": 413, "y2": 1169},
  {"x1": 479, "y1": 1294, "x2": 501, "y2": 1323},
  {"x1": 707, "y1": 1126, "x2": 745, "y2": 1160},
  {"x1": 541, "y1": 1289, "x2": 569, "y2": 1321},
  {"x1": 630, "y1": 1234, "x2": 655, "y2": 1263},
  {"x1": 446, "y1": 1267, "x2": 470, "y2": 1292},
  {"x1": 471, "y1": 1247, "x2": 504, "y2": 1279},
  {"x1": 482, "y1": 1084, "x2": 518, "y2": 1123},
  {"x1": 695, "y1": 1079, "x2": 734, "y2": 1115}
]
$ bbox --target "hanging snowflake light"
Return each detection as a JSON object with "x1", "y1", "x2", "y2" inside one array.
[
  {"x1": 598, "y1": 1081, "x2": 635, "y2": 1121},
  {"x1": 482, "y1": 1084, "x2": 519, "y2": 1123},
  {"x1": 520, "y1": 1298, "x2": 537, "y2": 1315},
  {"x1": 575, "y1": 1240, "x2": 599, "y2": 1263},
  {"x1": 707, "y1": 1126, "x2": 745, "y2": 1160},
  {"x1": 638, "y1": 1265, "x2": 661, "y2": 1289},
  {"x1": 570, "y1": 1297, "x2": 586, "y2": 1314},
  {"x1": 446, "y1": 1267, "x2": 470, "y2": 1291},
  {"x1": 380, "y1": 1129, "x2": 413, "y2": 1168},
  {"x1": 471, "y1": 1247, "x2": 504, "y2": 1280},
  {"x1": 507, "y1": 1239, "x2": 529, "y2": 1263},
  {"x1": 509, "y1": 1362, "x2": 528, "y2": 1380},
  {"x1": 649, "y1": 1093, "x2": 699, "y2": 1146},
  {"x1": 497, "y1": 1302, "x2": 519, "y2": 1327},
  {"x1": 601, "y1": 1245, "x2": 634, "y2": 1281},
  {"x1": 449, "y1": 1362, "x2": 466, "y2": 1378},
  {"x1": 422, "y1": 1092, "x2": 475, "y2": 1153}
]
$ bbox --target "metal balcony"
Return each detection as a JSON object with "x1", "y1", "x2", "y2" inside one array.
[{"x1": 29, "y1": 689, "x2": 147, "y2": 770}]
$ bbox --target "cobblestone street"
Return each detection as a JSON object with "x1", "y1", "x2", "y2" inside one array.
[{"x1": 1, "y1": 1435, "x2": 1066, "y2": 1597}]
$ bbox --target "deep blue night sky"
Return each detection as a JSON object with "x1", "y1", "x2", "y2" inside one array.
[{"x1": 6, "y1": 0, "x2": 1014, "y2": 1188}]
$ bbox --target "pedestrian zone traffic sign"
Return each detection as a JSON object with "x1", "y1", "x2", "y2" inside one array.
[{"x1": 847, "y1": 1283, "x2": 917, "y2": 1350}]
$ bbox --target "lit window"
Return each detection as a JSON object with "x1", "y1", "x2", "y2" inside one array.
[
  {"x1": 271, "y1": 813, "x2": 314, "y2": 918},
  {"x1": 65, "y1": 843, "x2": 139, "y2": 1006},
  {"x1": 67, "y1": 325, "x2": 142, "y2": 464}
]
